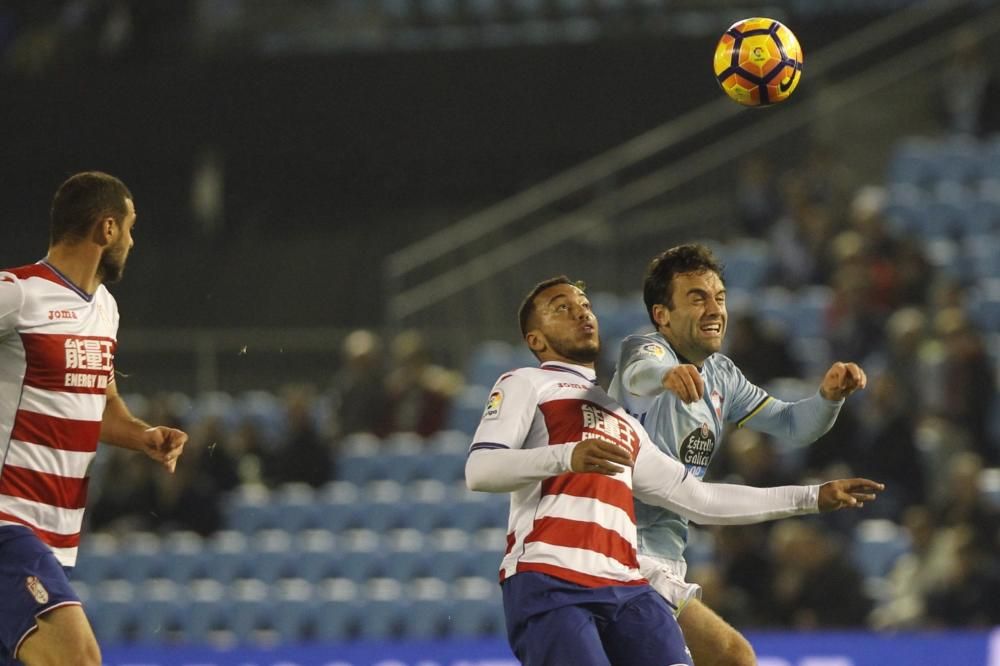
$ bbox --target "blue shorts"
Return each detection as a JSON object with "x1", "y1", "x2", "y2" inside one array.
[
  {"x1": 0, "y1": 526, "x2": 82, "y2": 664},
  {"x1": 502, "y1": 572, "x2": 693, "y2": 666}
]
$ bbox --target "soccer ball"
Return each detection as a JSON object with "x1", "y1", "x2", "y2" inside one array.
[{"x1": 713, "y1": 17, "x2": 803, "y2": 107}]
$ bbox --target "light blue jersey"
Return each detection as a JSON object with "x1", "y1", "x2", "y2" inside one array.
[{"x1": 609, "y1": 331, "x2": 843, "y2": 560}]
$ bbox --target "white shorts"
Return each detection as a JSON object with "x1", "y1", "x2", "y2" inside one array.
[{"x1": 638, "y1": 554, "x2": 702, "y2": 617}]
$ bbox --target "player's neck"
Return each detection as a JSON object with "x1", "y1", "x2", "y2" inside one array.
[
  {"x1": 44, "y1": 245, "x2": 102, "y2": 295},
  {"x1": 659, "y1": 329, "x2": 707, "y2": 369}
]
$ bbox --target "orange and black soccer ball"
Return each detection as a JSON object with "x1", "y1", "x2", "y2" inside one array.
[{"x1": 714, "y1": 18, "x2": 803, "y2": 107}]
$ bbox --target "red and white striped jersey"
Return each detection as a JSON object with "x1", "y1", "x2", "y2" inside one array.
[
  {"x1": 0, "y1": 261, "x2": 119, "y2": 566},
  {"x1": 470, "y1": 361, "x2": 685, "y2": 589}
]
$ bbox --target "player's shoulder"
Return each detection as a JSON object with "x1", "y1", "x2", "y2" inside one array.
[
  {"x1": 0, "y1": 266, "x2": 28, "y2": 304},
  {"x1": 621, "y1": 332, "x2": 674, "y2": 361},
  {"x1": 704, "y1": 352, "x2": 741, "y2": 378}
]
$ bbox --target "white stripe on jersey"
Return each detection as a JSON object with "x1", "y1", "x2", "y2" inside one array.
[
  {"x1": 0, "y1": 495, "x2": 84, "y2": 536},
  {"x1": 49, "y1": 545, "x2": 78, "y2": 565},
  {"x1": 18, "y1": 387, "x2": 106, "y2": 424},
  {"x1": 5, "y1": 439, "x2": 95, "y2": 478},
  {"x1": 518, "y1": 542, "x2": 645, "y2": 582},
  {"x1": 535, "y1": 494, "x2": 637, "y2": 543}
]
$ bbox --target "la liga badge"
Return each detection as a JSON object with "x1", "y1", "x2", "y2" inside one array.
[{"x1": 483, "y1": 390, "x2": 504, "y2": 420}]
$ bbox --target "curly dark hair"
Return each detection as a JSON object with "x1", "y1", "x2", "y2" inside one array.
[
  {"x1": 642, "y1": 244, "x2": 725, "y2": 327},
  {"x1": 50, "y1": 171, "x2": 132, "y2": 245}
]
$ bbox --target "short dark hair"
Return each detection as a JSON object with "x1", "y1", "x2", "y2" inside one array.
[
  {"x1": 643, "y1": 244, "x2": 725, "y2": 326},
  {"x1": 50, "y1": 171, "x2": 133, "y2": 245},
  {"x1": 518, "y1": 275, "x2": 587, "y2": 338}
]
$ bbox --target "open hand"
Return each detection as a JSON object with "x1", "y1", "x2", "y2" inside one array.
[
  {"x1": 571, "y1": 438, "x2": 634, "y2": 476},
  {"x1": 818, "y1": 478, "x2": 884, "y2": 511}
]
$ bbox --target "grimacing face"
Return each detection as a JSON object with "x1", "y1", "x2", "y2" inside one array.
[
  {"x1": 527, "y1": 283, "x2": 600, "y2": 364},
  {"x1": 657, "y1": 270, "x2": 727, "y2": 365},
  {"x1": 98, "y1": 198, "x2": 135, "y2": 284}
]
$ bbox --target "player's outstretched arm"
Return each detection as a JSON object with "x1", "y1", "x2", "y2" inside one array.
[
  {"x1": 100, "y1": 381, "x2": 188, "y2": 473},
  {"x1": 465, "y1": 438, "x2": 633, "y2": 493}
]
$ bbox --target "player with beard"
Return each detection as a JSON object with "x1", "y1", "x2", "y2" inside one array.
[
  {"x1": 0, "y1": 172, "x2": 188, "y2": 666},
  {"x1": 466, "y1": 276, "x2": 880, "y2": 666},
  {"x1": 608, "y1": 244, "x2": 867, "y2": 666}
]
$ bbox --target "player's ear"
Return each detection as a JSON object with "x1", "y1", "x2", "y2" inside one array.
[
  {"x1": 652, "y1": 304, "x2": 670, "y2": 329},
  {"x1": 92, "y1": 216, "x2": 117, "y2": 247},
  {"x1": 525, "y1": 330, "x2": 547, "y2": 355}
]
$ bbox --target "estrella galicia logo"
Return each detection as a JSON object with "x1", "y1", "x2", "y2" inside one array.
[{"x1": 678, "y1": 423, "x2": 715, "y2": 476}]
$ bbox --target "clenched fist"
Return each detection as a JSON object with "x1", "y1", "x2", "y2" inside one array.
[
  {"x1": 819, "y1": 362, "x2": 867, "y2": 401},
  {"x1": 662, "y1": 364, "x2": 705, "y2": 403}
]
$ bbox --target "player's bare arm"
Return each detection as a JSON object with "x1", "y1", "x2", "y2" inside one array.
[
  {"x1": 100, "y1": 381, "x2": 188, "y2": 473},
  {"x1": 662, "y1": 364, "x2": 705, "y2": 403},
  {"x1": 571, "y1": 438, "x2": 635, "y2": 475},
  {"x1": 819, "y1": 362, "x2": 867, "y2": 401},
  {"x1": 817, "y1": 478, "x2": 883, "y2": 511}
]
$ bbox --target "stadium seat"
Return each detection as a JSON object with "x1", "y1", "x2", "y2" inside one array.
[
  {"x1": 852, "y1": 519, "x2": 911, "y2": 580},
  {"x1": 448, "y1": 384, "x2": 490, "y2": 434}
]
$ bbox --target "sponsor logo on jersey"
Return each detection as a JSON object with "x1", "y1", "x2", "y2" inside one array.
[
  {"x1": 25, "y1": 576, "x2": 49, "y2": 605},
  {"x1": 483, "y1": 390, "x2": 504, "y2": 420},
  {"x1": 641, "y1": 343, "x2": 666, "y2": 359},
  {"x1": 679, "y1": 423, "x2": 716, "y2": 475},
  {"x1": 47, "y1": 309, "x2": 78, "y2": 320},
  {"x1": 581, "y1": 403, "x2": 639, "y2": 458},
  {"x1": 63, "y1": 337, "x2": 114, "y2": 389}
]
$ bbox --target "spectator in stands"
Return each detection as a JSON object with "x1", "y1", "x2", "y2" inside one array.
[
  {"x1": 381, "y1": 329, "x2": 461, "y2": 437},
  {"x1": 923, "y1": 525, "x2": 1000, "y2": 627},
  {"x1": 931, "y1": 310, "x2": 997, "y2": 462},
  {"x1": 870, "y1": 505, "x2": 968, "y2": 629},
  {"x1": 855, "y1": 372, "x2": 926, "y2": 515},
  {"x1": 937, "y1": 28, "x2": 1000, "y2": 136},
  {"x1": 724, "y1": 313, "x2": 800, "y2": 385},
  {"x1": 704, "y1": 525, "x2": 778, "y2": 626},
  {"x1": 270, "y1": 386, "x2": 331, "y2": 487},
  {"x1": 769, "y1": 521, "x2": 872, "y2": 628},
  {"x1": 328, "y1": 328, "x2": 387, "y2": 437}
]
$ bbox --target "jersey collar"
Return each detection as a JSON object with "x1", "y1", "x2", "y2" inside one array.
[
  {"x1": 38, "y1": 259, "x2": 95, "y2": 302},
  {"x1": 539, "y1": 361, "x2": 597, "y2": 384}
]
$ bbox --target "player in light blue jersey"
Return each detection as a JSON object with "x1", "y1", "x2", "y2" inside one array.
[{"x1": 609, "y1": 244, "x2": 867, "y2": 666}]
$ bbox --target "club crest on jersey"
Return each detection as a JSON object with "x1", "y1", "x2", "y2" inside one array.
[
  {"x1": 641, "y1": 343, "x2": 666, "y2": 359},
  {"x1": 679, "y1": 423, "x2": 716, "y2": 476},
  {"x1": 710, "y1": 389, "x2": 724, "y2": 419},
  {"x1": 25, "y1": 576, "x2": 49, "y2": 604},
  {"x1": 483, "y1": 390, "x2": 504, "y2": 420}
]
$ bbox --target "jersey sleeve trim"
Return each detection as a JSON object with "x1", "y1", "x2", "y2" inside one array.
[
  {"x1": 470, "y1": 442, "x2": 510, "y2": 452},
  {"x1": 736, "y1": 395, "x2": 773, "y2": 428}
]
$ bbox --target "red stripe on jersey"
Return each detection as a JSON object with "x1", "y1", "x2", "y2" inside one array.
[
  {"x1": 515, "y1": 562, "x2": 647, "y2": 589},
  {"x1": 541, "y1": 473, "x2": 636, "y2": 520},
  {"x1": 20, "y1": 333, "x2": 116, "y2": 395},
  {"x1": 539, "y1": 399, "x2": 584, "y2": 444},
  {"x1": 6, "y1": 263, "x2": 63, "y2": 286},
  {"x1": 505, "y1": 531, "x2": 516, "y2": 555},
  {"x1": 12, "y1": 410, "x2": 101, "y2": 453},
  {"x1": 0, "y1": 466, "x2": 89, "y2": 510},
  {"x1": 0, "y1": 510, "x2": 80, "y2": 548},
  {"x1": 525, "y1": 516, "x2": 639, "y2": 569}
]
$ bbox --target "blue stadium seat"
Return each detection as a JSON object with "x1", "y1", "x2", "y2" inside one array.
[
  {"x1": 852, "y1": 519, "x2": 911, "y2": 580},
  {"x1": 448, "y1": 384, "x2": 490, "y2": 434},
  {"x1": 404, "y1": 598, "x2": 454, "y2": 639},
  {"x1": 719, "y1": 240, "x2": 769, "y2": 290},
  {"x1": 447, "y1": 598, "x2": 506, "y2": 638},
  {"x1": 466, "y1": 340, "x2": 516, "y2": 386}
]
